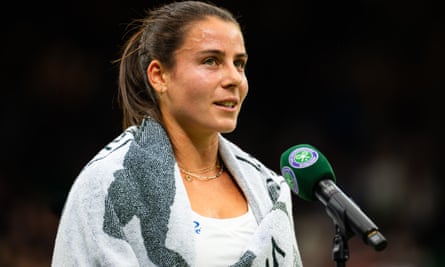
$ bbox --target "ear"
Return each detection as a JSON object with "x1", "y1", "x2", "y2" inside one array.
[{"x1": 147, "y1": 60, "x2": 167, "y2": 94}]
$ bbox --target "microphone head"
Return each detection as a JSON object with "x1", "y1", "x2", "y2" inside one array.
[{"x1": 280, "y1": 144, "x2": 336, "y2": 201}]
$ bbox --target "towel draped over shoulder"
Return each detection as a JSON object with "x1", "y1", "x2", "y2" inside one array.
[{"x1": 51, "y1": 117, "x2": 303, "y2": 267}]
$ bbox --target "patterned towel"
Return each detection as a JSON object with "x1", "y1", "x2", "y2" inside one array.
[{"x1": 51, "y1": 117, "x2": 303, "y2": 266}]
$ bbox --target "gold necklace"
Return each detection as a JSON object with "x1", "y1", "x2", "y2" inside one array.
[
  {"x1": 180, "y1": 161, "x2": 224, "y2": 182},
  {"x1": 179, "y1": 163, "x2": 216, "y2": 174}
]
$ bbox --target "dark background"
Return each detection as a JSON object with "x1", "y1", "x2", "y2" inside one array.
[{"x1": 1, "y1": 0, "x2": 443, "y2": 266}]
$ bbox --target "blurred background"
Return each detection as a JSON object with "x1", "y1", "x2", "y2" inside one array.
[{"x1": 0, "y1": 0, "x2": 443, "y2": 266}]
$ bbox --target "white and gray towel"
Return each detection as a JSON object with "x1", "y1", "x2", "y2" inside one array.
[{"x1": 51, "y1": 117, "x2": 303, "y2": 267}]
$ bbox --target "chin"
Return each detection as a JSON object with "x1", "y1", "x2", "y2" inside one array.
[
  {"x1": 220, "y1": 128, "x2": 236, "y2": 134},
  {"x1": 213, "y1": 117, "x2": 238, "y2": 133},
  {"x1": 219, "y1": 124, "x2": 237, "y2": 134}
]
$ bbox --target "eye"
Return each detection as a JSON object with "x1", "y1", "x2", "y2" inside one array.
[
  {"x1": 203, "y1": 57, "x2": 218, "y2": 66},
  {"x1": 234, "y1": 59, "x2": 247, "y2": 70}
]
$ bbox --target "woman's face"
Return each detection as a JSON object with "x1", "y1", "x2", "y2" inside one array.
[{"x1": 160, "y1": 16, "x2": 248, "y2": 137}]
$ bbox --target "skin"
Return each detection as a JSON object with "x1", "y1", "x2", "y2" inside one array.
[{"x1": 147, "y1": 16, "x2": 249, "y2": 218}]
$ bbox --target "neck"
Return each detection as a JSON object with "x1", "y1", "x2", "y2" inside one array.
[{"x1": 164, "y1": 121, "x2": 220, "y2": 170}]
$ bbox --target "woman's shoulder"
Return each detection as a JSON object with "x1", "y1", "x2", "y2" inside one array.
[
  {"x1": 84, "y1": 126, "x2": 138, "y2": 169},
  {"x1": 68, "y1": 127, "x2": 136, "y2": 186},
  {"x1": 67, "y1": 126, "x2": 138, "y2": 195}
]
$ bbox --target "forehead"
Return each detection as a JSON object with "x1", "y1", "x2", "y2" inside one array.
[{"x1": 179, "y1": 16, "x2": 245, "y2": 53}]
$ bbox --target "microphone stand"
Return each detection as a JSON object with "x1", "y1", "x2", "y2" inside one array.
[
  {"x1": 316, "y1": 184, "x2": 353, "y2": 266},
  {"x1": 331, "y1": 224, "x2": 349, "y2": 267},
  {"x1": 315, "y1": 180, "x2": 387, "y2": 266}
]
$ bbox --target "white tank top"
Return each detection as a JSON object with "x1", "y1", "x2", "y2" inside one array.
[{"x1": 192, "y1": 207, "x2": 258, "y2": 267}]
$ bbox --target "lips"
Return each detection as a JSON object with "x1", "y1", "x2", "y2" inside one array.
[{"x1": 215, "y1": 101, "x2": 236, "y2": 108}]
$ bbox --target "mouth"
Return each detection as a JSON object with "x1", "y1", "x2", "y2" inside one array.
[{"x1": 215, "y1": 101, "x2": 237, "y2": 108}]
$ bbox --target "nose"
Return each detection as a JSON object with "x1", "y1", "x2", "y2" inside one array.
[{"x1": 222, "y1": 64, "x2": 244, "y2": 89}]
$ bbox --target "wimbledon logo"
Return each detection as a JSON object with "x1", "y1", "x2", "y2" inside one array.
[
  {"x1": 281, "y1": 146, "x2": 319, "y2": 194},
  {"x1": 289, "y1": 147, "x2": 318, "y2": 169}
]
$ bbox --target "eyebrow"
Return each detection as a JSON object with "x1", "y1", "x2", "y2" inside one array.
[{"x1": 198, "y1": 49, "x2": 248, "y2": 59}]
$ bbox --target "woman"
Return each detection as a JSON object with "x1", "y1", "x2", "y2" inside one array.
[{"x1": 51, "y1": 1, "x2": 303, "y2": 266}]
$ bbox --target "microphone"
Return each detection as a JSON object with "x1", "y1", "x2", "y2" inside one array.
[{"x1": 280, "y1": 144, "x2": 387, "y2": 251}]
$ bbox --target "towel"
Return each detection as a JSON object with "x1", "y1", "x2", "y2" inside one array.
[{"x1": 51, "y1": 117, "x2": 303, "y2": 267}]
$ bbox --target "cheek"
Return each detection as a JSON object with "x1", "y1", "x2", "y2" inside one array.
[
  {"x1": 185, "y1": 74, "x2": 215, "y2": 100},
  {"x1": 240, "y1": 80, "x2": 249, "y2": 102},
  {"x1": 172, "y1": 70, "x2": 209, "y2": 99},
  {"x1": 176, "y1": 80, "x2": 211, "y2": 108}
]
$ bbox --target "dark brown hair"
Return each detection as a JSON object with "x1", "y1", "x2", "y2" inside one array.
[{"x1": 116, "y1": 1, "x2": 241, "y2": 129}]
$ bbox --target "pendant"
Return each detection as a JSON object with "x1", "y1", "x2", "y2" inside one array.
[{"x1": 185, "y1": 174, "x2": 193, "y2": 182}]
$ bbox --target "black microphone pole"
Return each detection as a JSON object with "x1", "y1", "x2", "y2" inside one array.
[
  {"x1": 315, "y1": 179, "x2": 387, "y2": 267},
  {"x1": 315, "y1": 180, "x2": 350, "y2": 267}
]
